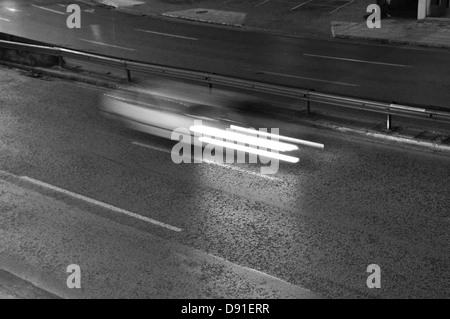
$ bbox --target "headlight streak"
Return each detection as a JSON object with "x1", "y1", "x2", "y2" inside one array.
[
  {"x1": 230, "y1": 125, "x2": 325, "y2": 149},
  {"x1": 189, "y1": 125, "x2": 298, "y2": 152}
]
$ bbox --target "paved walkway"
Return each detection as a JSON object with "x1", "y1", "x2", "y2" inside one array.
[{"x1": 332, "y1": 17, "x2": 450, "y2": 49}]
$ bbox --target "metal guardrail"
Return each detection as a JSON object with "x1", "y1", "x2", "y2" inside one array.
[{"x1": 1, "y1": 39, "x2": 449, "y2": 130}]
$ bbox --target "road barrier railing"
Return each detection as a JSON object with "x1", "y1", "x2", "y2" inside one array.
[
  {"x1": 59, "y1": 48, "x2": 126, "y2": 69},
  {"x1": 0, "y1": 40, "x2": 59, "y2": 57},
  {"x1": 1, "y1": 39, "x2": 449, "y2": 130}
]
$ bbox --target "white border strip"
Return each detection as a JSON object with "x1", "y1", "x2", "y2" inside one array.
[
  {"x1": 78, "y1": 39, "x2": 136, "y2": 51},
  {"x1": 21, "y1": 176, "x2": 182, "y2": 232},
  {"x1": 132, "y1": 141, "x2": 172, "y2": 154}
]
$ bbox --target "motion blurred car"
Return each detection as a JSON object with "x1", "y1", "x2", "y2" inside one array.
[
  {"x1": 100, "y1": 79, "x2": 275, "y2": 140},
  {"x1": 100, "y1": 79, "x2": 323, "y2": 164}
]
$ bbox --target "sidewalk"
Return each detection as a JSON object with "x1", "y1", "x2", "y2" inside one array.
[{"x1": 332, "y1": 17, "x2": 450, "y2": 49}]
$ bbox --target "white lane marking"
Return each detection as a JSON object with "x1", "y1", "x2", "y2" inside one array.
[
  {"x1": 21, "y1": 176, "x2": 182, "y2": 232},
  {"x1": 202, "y1": 159, "x2": 283, "y2": 181},
  {"x1": 303, "y1": 53, "x2": 413, "y2": 68},
  {"x1": 0, "y1": 17, "x2": 10, "y2": 22},
  {"x1": 133, "y1": 142, "x2": 282, "y2": 181},
  {"x1": 329, "y1": 0, "x2": 354, "y2": 14},
  {"x1": 260, "y1": 70, "x2": 359, "y2": 87},
  {"x1": 290, "y1": 0, "x2": 314, "y2": 11},
  {"x1": 6, "y1": 7, "x2": 20, "y2": 12},
  {"x1": 132, "y1": 142, "x2": 172, "y2": 154},
  {"x1": 255, "y1": 0, "x2": 270, "y2": 7},
  {"x1": 31, "y1": 4, "x2": 66, "y2": 15},
  {"x1": 134, "y1": 29, "x2": 198, "y2": 41},
  {"x1": 78, "y1": 38, "x2": 136, "y2": 51}
]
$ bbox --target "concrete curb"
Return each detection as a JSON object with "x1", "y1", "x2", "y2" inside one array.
[
  {"x1": 161, "y1": 13, "x2": 244, "y2": 28},
  {"x1": 315, "y1": 121, "x2": 450, "y2": 153},
  {"x1": 333, "y1": 33, "x2": 450, "y2": 49},
  {"x1": 2, "y1": 60, "x2": 449, "y2": 156}
]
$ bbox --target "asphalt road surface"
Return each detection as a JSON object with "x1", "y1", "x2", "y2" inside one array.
[
  {"x1": 0, "y1": 0, "x2": 449, "y2": 108},
  {"x1": 0, "y1": 66, "x2": 449, "y2": 298}
]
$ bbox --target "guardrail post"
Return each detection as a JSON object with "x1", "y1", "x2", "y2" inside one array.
[
  {"x1": 56, "y1": 48, "x2": 64, "y2": 68},
  {"x1": 386, "y1": 114, "x2": 392, "y2": 130},
  {"x1": 206, "y1": 77, "x2": 212, "y2": 89},
  {"x1": 126, "y1": 69, "x2": 131, "y2": 82},
  {"x1": 305, "y1": 90, "x2": 312, "y2": 115}
]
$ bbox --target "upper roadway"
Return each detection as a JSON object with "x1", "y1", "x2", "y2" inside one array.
[{"x1": 0, "y1": 0, "x2": 449, "y2": 108}]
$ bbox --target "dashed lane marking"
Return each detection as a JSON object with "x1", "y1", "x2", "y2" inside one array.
[
  {"x1": 303, "y1": 53, "x2": 413, "y2": 68},
  {"x1": 31, "y1": 4, "x2": 66, "y2": 15},
  {"x1": 255, "y1": 0, "x2": 271, "y2": 7},
  {"x1": 134, "y1": 29, "x2": 198, "y2": 41},
  {"x1": 259, "y1": 70, "x2": 359, "y2": 87},
  {"x1": 290, "y1": 0, "x2": 314, "y2": 11}
]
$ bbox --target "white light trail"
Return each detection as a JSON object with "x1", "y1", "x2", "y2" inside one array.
[
  {"x1": 190, "y1": 125, "x2": 298, "y2": 152},
  {"x1": 230, "y1": 125, "x2": 324, "y2": 149},
  {"x1": 198, "y1": 137, "x2": 299, "y2": 163}
]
